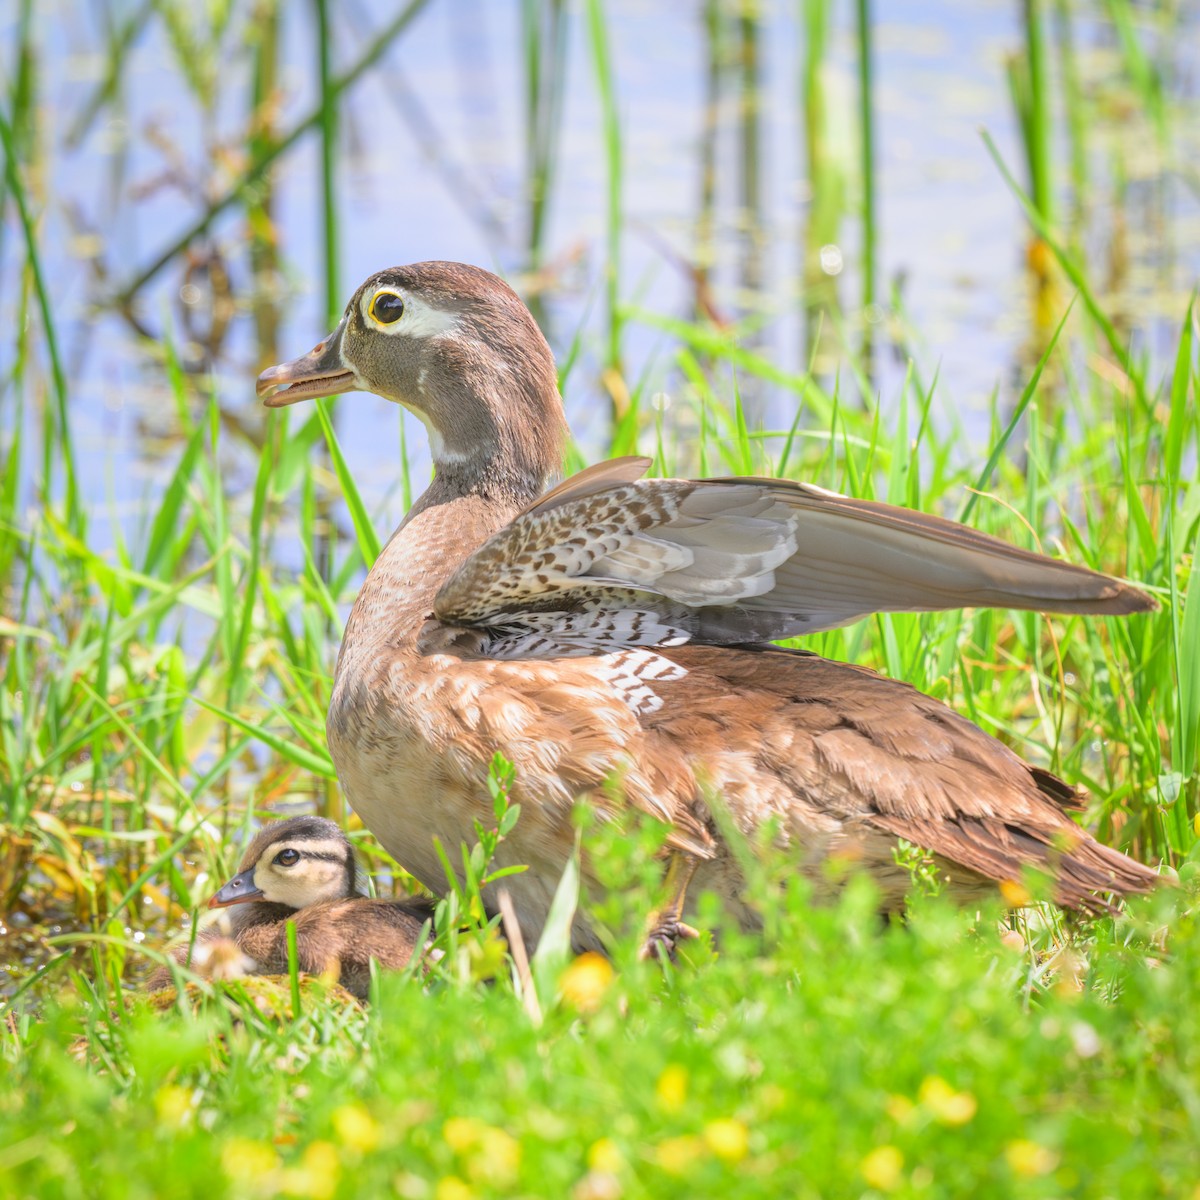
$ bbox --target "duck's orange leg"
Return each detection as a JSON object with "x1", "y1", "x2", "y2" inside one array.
[{"x1": 640, "y1": 851, "x2": 701, "y2": 961}]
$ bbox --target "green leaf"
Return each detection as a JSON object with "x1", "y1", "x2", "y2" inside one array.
[{"x1": 315, "y1": 398, "x2": 382, "y2": 567}]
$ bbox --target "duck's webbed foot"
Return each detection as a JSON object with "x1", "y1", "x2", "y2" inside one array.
[
  {"x1": 639, "y1": 851, "x2": 701, "y2": 962},
  {"x1": 640, "y1": 914, "x2": 701, "y2": 962}
]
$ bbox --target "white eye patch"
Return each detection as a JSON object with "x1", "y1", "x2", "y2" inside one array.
[{"x1": 361, "y1": 288, "x2": 461, "y2": 339}]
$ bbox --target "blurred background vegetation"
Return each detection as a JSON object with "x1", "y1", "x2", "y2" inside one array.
[{"x1": 1, "y1": 1, "x2": 1199, "y2": 1193}]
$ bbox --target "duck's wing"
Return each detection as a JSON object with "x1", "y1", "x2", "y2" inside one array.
[
  {"x1": 434, "y1": 469, "x2": 1155, "y2": 646},
  {"x1": 516, "y1": 455, "x2": 656, "y2": 517}
]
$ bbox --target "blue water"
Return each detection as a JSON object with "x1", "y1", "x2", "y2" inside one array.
[{"x1": 3, "y1": 0, "x2": 1197, "y2": 549}]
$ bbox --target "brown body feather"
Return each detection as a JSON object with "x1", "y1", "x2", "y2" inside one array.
[{"x1": 258, "y1": 262, "x2": 1160, "y2": 953}]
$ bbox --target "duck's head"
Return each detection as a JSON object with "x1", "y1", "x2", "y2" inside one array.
[
  {"x1": 256, "y1": 261, "x2": 568, "y2": 497},
  {"x1": 208, "y1": 815, "x2": 358, "y2": 912}
]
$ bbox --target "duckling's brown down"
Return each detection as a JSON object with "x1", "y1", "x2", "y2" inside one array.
[{"x1": 147, "y1": 816, "x2": 433, "y2": 999}]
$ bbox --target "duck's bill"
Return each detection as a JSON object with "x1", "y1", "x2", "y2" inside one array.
[
  {"x1": 256, "y1": 320, "x2": 357, "y2": 407},
  {"x1": 208, "y1": 867, "x2": 265, "y2": 908}
]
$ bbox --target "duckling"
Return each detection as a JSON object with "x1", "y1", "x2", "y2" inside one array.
[{"x1": 148, "y1": 816, "x2": 434, "y2": 999}]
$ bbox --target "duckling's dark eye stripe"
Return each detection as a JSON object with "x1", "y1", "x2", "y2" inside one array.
[
  {"x1": 269, "y1": 836, "x2": 350, "y2": 859},
  {"x1": 298, "y1": 837, "x2": 351, "y2": 857}
]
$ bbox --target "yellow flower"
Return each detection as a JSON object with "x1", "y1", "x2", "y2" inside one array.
[
  {"x1": 884, "y1": 1094, "x2": 915, "y2": 1126},
  {"x1": 998, "y1": 879, "x2": 1032, "y2": 907},
  {"x1": 860, "y1": 1145, "x2": 904, "y2": 1191},
  {"x1": 467, "y1": 1127, "x2": 520, "y2": 1188},
  {"x1": 154, "y1": 1085, "x2": 192, "y2": 1129},
  {"x1": 1006, "y1": 1139, "x2": 1058, "y2": 1177},
  {"x1": 280, "y1": 1142, "x2": 341, "y2": 1200},
  {"x1": 918, "y1": 1076, "x2": 977, "y2": 1126},
  {"x1": 587, "y1": 1138, "x2": 624, "y2": 1174},
  {"x1": 443, "y1": 1117, "x2": 487, "y2": 1153},
  {"x1": 559, "y1": 953, "x2": 614, "y2": 1014},
  {"x1": 655, "y1": 1135, "x2": 704, "y2": 1176},
  {"x1": 220, "y1": 1137, "x2": 279, "y2": 1189},
  {"x1": 434, "y1": 1177, "x2": 473, "y2": 1200},
  {"x1": 332, "y1": 1103, "x2": 381, "y2": 1153},
  {"x1": 655, "y1": 1064, "x2": 688, "y2": 1113},
  {"x1": 703, "y1": 1118, "x2": 749, "y2": 1163},
  {"x1": 442, "y1": 1117, "x2": 520, "y2": 1188}
]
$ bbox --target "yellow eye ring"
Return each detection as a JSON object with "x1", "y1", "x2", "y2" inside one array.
[{"x1": 370, "y1": 291, "x2": 405, "y2": 325}]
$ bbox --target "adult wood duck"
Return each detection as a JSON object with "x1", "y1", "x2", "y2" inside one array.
[
  {"x1": 257, "y1": 262, "x2": 1159, "y2": 953},
  {"x1": 148, "y1": 816, "x2": 433, "y2": 998}
]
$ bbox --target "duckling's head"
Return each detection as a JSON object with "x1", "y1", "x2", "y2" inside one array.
[
  {"x1": 208, "y1": 816, "x2": 358, "y2": 912},
  {"x1": 256, "y1": 262, "x2": 568, "y2": 498}
]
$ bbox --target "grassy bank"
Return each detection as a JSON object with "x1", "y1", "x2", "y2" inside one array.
[
  {"x1": 2, "y1": 1, "x2": 1200, "y2": 1195},
  {"x1": 3, "y1": 880, "x2": 1199, "y2": 1198}
]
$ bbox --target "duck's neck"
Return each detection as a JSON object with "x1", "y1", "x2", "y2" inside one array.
[
  {"x1": 335, "y1": 340, "x2": 567, "y2": 682},
  {"x1": 418, "y1": 301, "x2": 568, "y2": 500},
  {"x1": 420, "y1": 438, "x2": 559, "y2": 508}
]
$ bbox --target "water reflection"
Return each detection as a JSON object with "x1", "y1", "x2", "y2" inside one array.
[{"x1": 4, "y1": 1, "x2": 1193, "y2": 531}]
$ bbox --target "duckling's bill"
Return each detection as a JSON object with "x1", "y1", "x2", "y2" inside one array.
[
  {"x1": 256, "y1": 320, "x2": 357, "y2": 406},
  {"x1": 208, "y1": 866, "x2": 265, "y2": 908}
]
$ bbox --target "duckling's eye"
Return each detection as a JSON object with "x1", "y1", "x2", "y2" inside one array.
[
  {"x1": 370, "y1": 291, "x2": 405, "y2": 325},
  {"x1": 274, "y1": 848, "x2": 300, "y2": 867}
]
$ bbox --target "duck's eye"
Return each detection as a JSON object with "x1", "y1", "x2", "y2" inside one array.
[
  {"x1": 274, "y1": 848, "x2": 300, "y2": 867},
  {"x1": 370, "y1": 291, "x2": 405, "y2": 325}
]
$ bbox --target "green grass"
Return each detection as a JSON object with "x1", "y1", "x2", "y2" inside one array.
[
  {"x1": 2, "y1": 1, "x2": 1199, "y2": 1195},
  {"x1": 3, "y1": 878, "x2": 1199, "y2": 1199}
]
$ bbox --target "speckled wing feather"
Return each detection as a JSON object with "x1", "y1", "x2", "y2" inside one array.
[{"x1": 433, "y1": 471, "x2": 1155, "y2": 645}]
